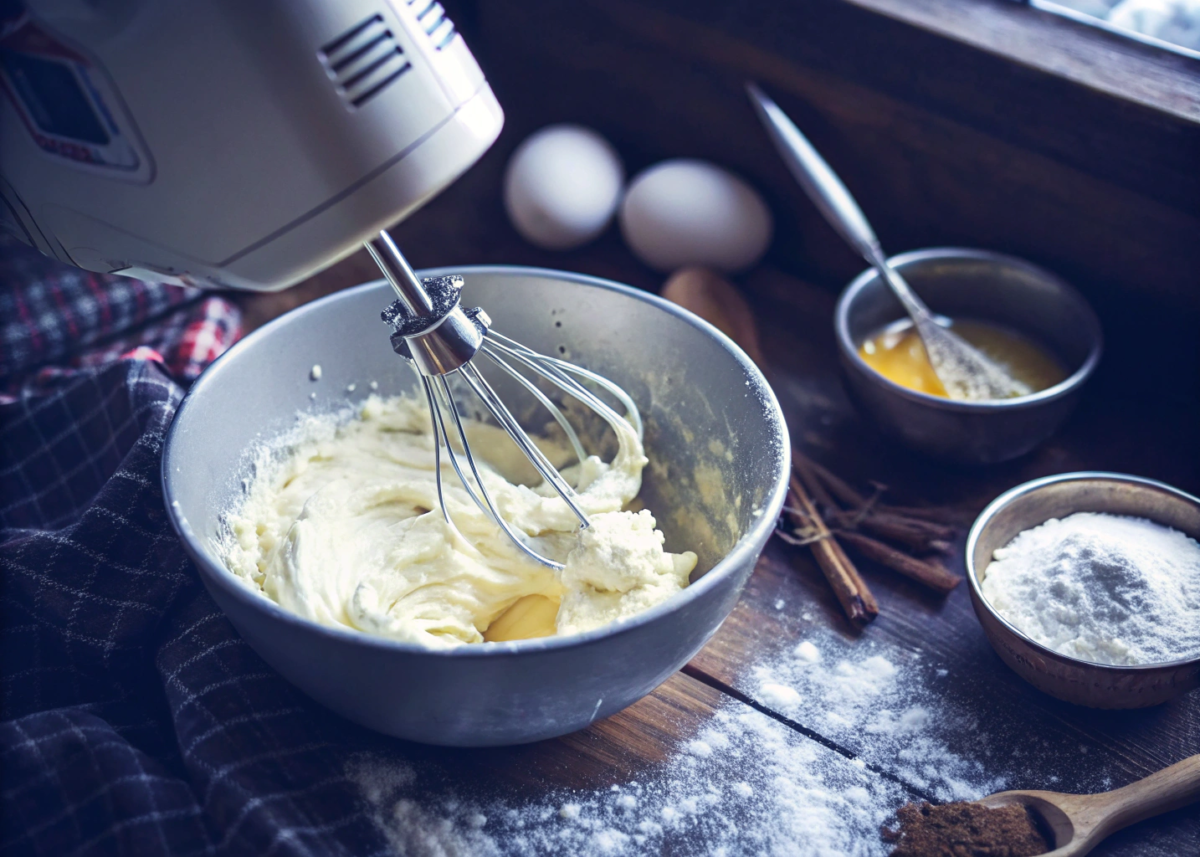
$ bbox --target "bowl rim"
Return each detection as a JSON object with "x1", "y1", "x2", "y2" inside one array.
[
  {"x1": 162, "y1": 264, "x2": 791, "y2": 660},
  {"x1": 835, "y1": 247, "x2": 1103, "y2": 412},
  {"x1": 965, "y1": 470, "x2": 1200, "y2": 672}
]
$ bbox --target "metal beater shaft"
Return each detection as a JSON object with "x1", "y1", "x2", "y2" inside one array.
[{"x1": 367, "y1": 231, "x2": 640, "y2": 569}]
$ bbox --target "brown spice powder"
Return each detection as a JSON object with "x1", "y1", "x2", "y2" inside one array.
[{"x1": 883, "y1": 801, "x2": 1053, "y2": 857}]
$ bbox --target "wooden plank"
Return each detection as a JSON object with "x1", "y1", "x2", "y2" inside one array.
[
  {"x1": 276, "y1": 209, "x2": 1199, "y2": 853},
  {"x1": 849, "y1": 0, "x2": 1200, "y2": 122},
  {"x1": 417, "y1": 671, "x2": 726, "y2": 791},
  {"x1": 741, "y1": 267, "x2": 1200, "y2": 496},
  {"x1": 688, "y1": 547, "x2": 1200, "y2": 855},
  {"x1": 690, "y1": 541, "x2": 1200, "y2": 783},
  {"x1": 475, "y1": 0, "x2": 1200, "y2": 213},
  {"x1": 234, "y1": 26, "x2": 1199, "y2": 847}
]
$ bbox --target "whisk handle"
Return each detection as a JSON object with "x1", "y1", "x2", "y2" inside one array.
[
  {"x1": 746, "y1": 84, "x2": 879, "y2": 263},
  {"x1": 745, "y1": 83, "x2": 935, "y2": 324}
]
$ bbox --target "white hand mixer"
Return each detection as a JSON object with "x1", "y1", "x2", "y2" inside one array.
[{"x1": 1, "y1": 0, "x2": 638, "y2": 566}]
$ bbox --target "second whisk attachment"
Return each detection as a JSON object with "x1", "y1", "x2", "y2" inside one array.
[{"x1": 365, "y1": 230, "x2": 641, "y2": 569}]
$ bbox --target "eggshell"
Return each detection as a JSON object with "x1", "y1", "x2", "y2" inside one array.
[
  {"x1": 503, "y1": 125, "x2": 624, "y2": 250},
  {"x1": 619, "y1": 160, "x2": 772, "y2": 273}
]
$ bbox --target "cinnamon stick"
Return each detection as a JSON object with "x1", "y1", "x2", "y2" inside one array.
[
  {"x1": 786, "y1": 474, "x2": 878, "y2": 626},
  {"x1": 794, "y1": 449, "x2": 867, "y2": 509},
  {"x1": 655, "y1": 272, "x2": 885, "y2": 626},
  {"x1": 871, "y1": 512, "x2": 956, "y2": 542},
  {"x1": 876, "y1": 504, "x2": 973, "y2": 526},
  {"x1": 828, "y1": 509, "x2": 957, "y2": 553},
  {"x1": 795, "y1": 448, "x2": 967, "y2": 531},
  {"x1": 792, "y1": 451, "x2": 838, "y2": 512},
  {"x1": 834, "y1": 529, "x2": 963, "y2": 594}
]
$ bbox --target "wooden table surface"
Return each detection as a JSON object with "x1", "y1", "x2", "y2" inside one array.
[{"x1": 235, "y1": 127, "x2": 1200, "y2": 853}]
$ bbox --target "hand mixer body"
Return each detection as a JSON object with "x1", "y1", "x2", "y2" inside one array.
[
  {"x1": 0, "y1": 0, "x2": 503, "y2": 290},
  {"x1": 2, "y1": 0, "x2": 640, "y2": 571}
]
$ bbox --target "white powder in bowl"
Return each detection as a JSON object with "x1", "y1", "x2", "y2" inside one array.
[{"x1": 981, "y1": 512, "x2": 1200, "y2": 665}]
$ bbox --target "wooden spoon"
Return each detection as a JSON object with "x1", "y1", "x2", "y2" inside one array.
[
  {"x1": 661, "y1": 266, "x2": 765, "y2": 367},
  {"x1": 977, "y1": 753, "x2": 1200, "y2": 856}
]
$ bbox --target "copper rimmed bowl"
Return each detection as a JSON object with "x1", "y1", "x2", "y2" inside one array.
[
  {"x1": 967, "y1": 472, "x2": 1200, "y2": 708},
  {"x1": 162, "y1": 266, "x2": 790, "y2": 745}
]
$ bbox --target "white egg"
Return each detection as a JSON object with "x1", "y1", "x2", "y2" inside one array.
[
  {"x1": 503, "y1": 125, "x2": 624, "y2": 250},
  {"x1": 619, "y1": 159, "x2": 772, "y2": 273}
]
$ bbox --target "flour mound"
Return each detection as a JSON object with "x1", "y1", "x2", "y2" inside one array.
[{"x1": 982, "y1": 512, "x2": 1200, "y2": 665}]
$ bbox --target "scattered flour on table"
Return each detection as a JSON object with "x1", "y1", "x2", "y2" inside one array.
[
  {"x1": 349, "y1": 705, "x2": 904, "y2": 857},
  {"x1": 751, "y1": 633, "x2": 1008, "y2": 803},
  {"x1": 348, "y1": 630, "x2": 1011, "y2": 856}
]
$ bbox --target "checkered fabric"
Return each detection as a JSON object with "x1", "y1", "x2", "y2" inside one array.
[
  {"x1": 1, "y1": 237, "x2": 240, "y2": 401},
  {"x1": 1, "y1": 246, "x2": 394, "y2": 855},
  {"x1": 0, "y1": 236, "x2": 200, "y2": 381}
]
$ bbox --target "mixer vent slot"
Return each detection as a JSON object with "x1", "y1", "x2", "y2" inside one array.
[
  {"x1": 407, "y1": 0, "x2": 457, "y2": 49},
  {"x1": 318, "y1": 14, "x2": 412, "y2": 108}
]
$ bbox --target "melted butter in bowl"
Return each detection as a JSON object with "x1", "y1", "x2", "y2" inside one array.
[
  {"x1": 858, "y1": 319, "x2": 1067, "y2": 399},
  {"x1": 484, "y1": 593, "x2": 560, "y2": 641}
]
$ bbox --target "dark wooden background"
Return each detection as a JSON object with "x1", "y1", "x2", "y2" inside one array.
[
  {"x1": 239, "y1": 1, "x2": 1200, "y2": 852},
  {"x1": 462, "y1": 0, "x2": 1200, "y2": 401}
]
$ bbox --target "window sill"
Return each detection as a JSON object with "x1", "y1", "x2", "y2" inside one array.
[{"x1": 851, "y1": 0, "x2": 1199, "y2": 122}]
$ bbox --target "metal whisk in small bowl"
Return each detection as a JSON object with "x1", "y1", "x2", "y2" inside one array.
[{"x1": 365, "y1": 231, "x2": 641, "y2": 569}]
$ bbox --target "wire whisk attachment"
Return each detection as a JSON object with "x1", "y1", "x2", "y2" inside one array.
[{"x1": 366, "y1": 231, "x2": 641, "y2": 569}]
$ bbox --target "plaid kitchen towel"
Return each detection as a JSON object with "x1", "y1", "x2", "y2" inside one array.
[
  {"x1": 0, "y1": 241, "x2": 396, "y2": 855},
  {"x1": 0, "y1": 236, "x2": 240, "y2": 400}
]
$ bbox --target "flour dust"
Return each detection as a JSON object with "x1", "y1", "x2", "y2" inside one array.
[{"x1": 348, "y1": 625, "x2": 1021, "y2": 856}]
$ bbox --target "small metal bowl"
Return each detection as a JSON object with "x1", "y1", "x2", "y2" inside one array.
[
  {"x1": 835, "y1": 248, "x2": 1102, "y2": 464},
  {"x1": 966, "y1": 472, "x2": 1200, "y2": 708}
]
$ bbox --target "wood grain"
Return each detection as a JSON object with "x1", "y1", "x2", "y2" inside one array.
[
  {"x1": 681, "y1": 272, "x2": 1198, "y2": 854},
  {"x1": 259, "y1": 163, "x2": 1198, "y2": 852},
  {"x1": 849, "y1": 0, "x2": 1200, "y2": 123},
  {"x1": 427, "y1": 672, "x2": 729, "y2": 792},
  {"x1": 237, "y1": 220, "x2": 1199, "y2": 857}
]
